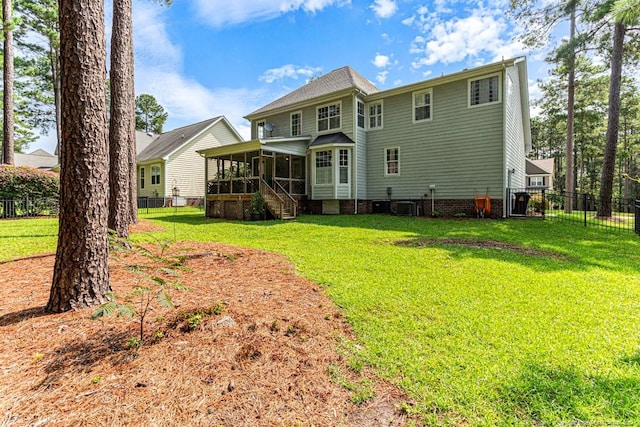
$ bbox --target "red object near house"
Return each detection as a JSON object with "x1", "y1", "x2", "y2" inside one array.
[{"x1": 474, "y1": 195, "x2": 491, "y2": 218}]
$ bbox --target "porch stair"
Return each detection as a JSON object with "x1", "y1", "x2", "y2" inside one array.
[{"x1": 261, "y1": 180, "x2": 297, "y2": 220}]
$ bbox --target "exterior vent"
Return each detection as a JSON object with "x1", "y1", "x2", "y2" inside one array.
[{"x1": 396, "y1": 201, "x2": 416, "y2": 216}]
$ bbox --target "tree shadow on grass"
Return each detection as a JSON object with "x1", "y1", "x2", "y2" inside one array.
[
  {"x1": 500, "y1": 362, "x2": 640, "y2": 424},
  {"x1": 0, "y1": 306, "x2": 49, "y2": 327}
]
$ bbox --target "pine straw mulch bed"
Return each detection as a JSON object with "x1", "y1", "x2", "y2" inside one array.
[{"x1": 0, "y1": 221, "x2": 416, "y2": 427}]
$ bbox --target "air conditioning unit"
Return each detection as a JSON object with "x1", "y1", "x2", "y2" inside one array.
[{"x1": 396, "y1": 201, "x2": 416, "y2": 216}]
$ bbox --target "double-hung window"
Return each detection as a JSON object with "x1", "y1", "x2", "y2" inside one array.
[
  {"x1": 339, "y1": 149, "x2": 349, "y2": 184},
  {"x1": 315, "y1": 150, "x2": 332, "y2": 185},
  {"x1": 413, "y1": 89, "x2": 432, "y2": 122},
  {"x1": 368, "y1": 102, "x2": 383, "y2": 129},
  {"x1": 357, "y1": 101, "x2": 365, "y2": 128},
  {"x1": 151, "y1": 164, "x2": 161, "y2": 185},
  {"x1": 291, "y1": 112, "x2": 301, "y2": 136},
  {"x1": 257, "y1": 121, "x2": 265, "y2": 139},
  {"x1": 385, "y1": 148, "x2": 399, "y2": 176},
  {"x1": 469, "y1": 74, "x2": 500, "y2": 107},
  {"x1": 317, "y1": 102, "x2": 341, "y2": 132}
]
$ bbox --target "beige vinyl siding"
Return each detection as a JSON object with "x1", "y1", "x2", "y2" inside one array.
[
  {"x1": 504, "y1": 65, "x2": 527, "y2": 190},
  {"x1": 366, "y1": 77, "x2": 504, "y2": 200},
  {"x1": 137, "y1": 161, "x2": 165, "y2": 198},
  {"x1": 167, "y1": 123, "x2": 241, "y2": 197}
]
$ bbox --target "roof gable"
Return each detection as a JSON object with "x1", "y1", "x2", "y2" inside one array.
[
  {"x1": 137, "y1": 116, "x2": 222, "y2": 162},
  {"x1": 526, "y1": 158, "x2": 554, "y2": 175},
  {"x1": 247, "y1": 66, "x2": 379, "y2": 118}
]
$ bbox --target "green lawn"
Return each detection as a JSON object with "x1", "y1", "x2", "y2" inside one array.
[{"x1": 2, "y1": 213, "x2": 640, "y2": 425}]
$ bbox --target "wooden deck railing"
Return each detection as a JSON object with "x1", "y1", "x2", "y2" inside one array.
[{"x1": 260, "y1": 179, "x2": 297, "y2": 219}]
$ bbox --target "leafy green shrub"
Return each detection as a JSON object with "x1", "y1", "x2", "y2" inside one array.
[
  {"x1": 0, "y1": 165, "x2": 59, "y2": 198},
  {"x1": 528, "y1": 194, "x2": 549, "y2": 212}
]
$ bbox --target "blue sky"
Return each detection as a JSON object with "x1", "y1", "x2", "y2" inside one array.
[{"x1": 33, "y1": 0, "x2": 550, "y2": 153}]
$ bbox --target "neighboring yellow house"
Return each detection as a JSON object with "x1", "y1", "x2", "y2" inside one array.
[{"x1": 136, "y1": 116, "x2": 244, "y2": 200}]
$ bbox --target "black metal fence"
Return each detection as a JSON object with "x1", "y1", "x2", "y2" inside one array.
[
  {"x1": 1, "y1": 196, "x2": 59, "y2": 218},
  {"x1": 136, "y1": 196, "x2": 205, "y2": 214},
  {"x1": 507, "y1": 188, "x2": 638, "y2": 233},
  {"x1": 0, "y1": 195, "x2": 205, "y2": 219}
]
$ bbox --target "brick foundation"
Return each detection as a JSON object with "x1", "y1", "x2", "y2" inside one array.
[{"x1": 207, "y1": 197, "x2": 504, "y2": 220}]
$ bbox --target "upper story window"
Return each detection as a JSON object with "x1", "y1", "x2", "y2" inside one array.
[
  {"x1": 357, "y1": 101, "x2": 365, "y2": 128},
  {"x1": 469, "y1": 73, "x2": 500, "y2": 107},
  {"x1": 291, "y1": 112, "x2": 301, "y2": 136},
  {"x1": 257, "y1": 121, "x2": 265, "y2": 139},
  {"x1": 413, "y1": 89, "x2": 432, "y2": 122},
  {"x1": 151, "y1": 164, "x2": 161, "y2": 185},
  {"x1": 315, "y1": 150, "x2": 332, "y2": 185},
  {"x1": 385, "y1": 148, "x2": 399, "y2": 176},
  {"x1": 368, "y1": 101, "x2": 383, "y2": 129},
  {"x1": 317, "y1": 102, "x2": 341, "y2": 132}
]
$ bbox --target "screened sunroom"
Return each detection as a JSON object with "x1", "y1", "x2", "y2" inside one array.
[{"x1": 198, "y1": 138, "x2": 309, "y2": 220}]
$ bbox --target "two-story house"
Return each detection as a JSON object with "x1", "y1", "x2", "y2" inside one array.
[{"x1": 199, "y1": 57, "x2": 531, "y2": 220}]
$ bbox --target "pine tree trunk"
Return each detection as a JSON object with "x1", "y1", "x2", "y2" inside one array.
[
  {"x1": 597, "y1": 22, "x2": 626, "y2": 217},
  {"x1": 2, "y1": 0, "x2": 15, "y2": 165},
  {"x1": 564, "y1": 6, "x2": 576, "y2": 214},
  {"x1": 47, "y1": 0, "x2": 110, "y2": 313},
  {"x1": 108, "y1": 0, "x2": 135, "y2": 237}
]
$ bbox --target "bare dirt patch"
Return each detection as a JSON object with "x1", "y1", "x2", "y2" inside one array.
[
  {"x1": 0, "y1": 226, "x2": 415, "y2": 426},
  {"x1": 396, "y1": 237, "x2": 565, "y2": 259}
]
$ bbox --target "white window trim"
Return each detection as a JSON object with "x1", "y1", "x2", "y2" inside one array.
[
  {"x1": 290, "y1": 111, "x2": 302, "y2": 137},
  {"x1": 384, "y1": 147, "x2": 400, "y2": 176},
  {"x1": 467, "y1": 72, "x2": 502, "y2": 108},
  {"x1": 367, "y1": 100, "x2": 384, "y2": 130},
  {"x1": 338, "y1": 148, "x2": 350, "y2": 185},
  {"x1": 412, "y1": 88, "x2": 433, "y2": 123},
  {"x1": 140, "y1": 166, "x2": 145, "y2": 189},
  {"x1": 314, "y1": 149, "x2": 333, "y2": 186},
  {"x1": 151, "y1": 163, "x2": 161, "y2": 186},
  {"x1": 357, "y1": 100, "x2": 365, "y2": 129},
  {"x1": 316, "y1": 101, "x2": 342, "y2": 133},
  {"x1": 256, "y1": 120, "x2": 266, "y2": 139}
]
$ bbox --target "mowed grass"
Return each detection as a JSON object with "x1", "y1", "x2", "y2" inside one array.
[{"x1": 2, "y1": 213, "x2": 640, "y2": 425}]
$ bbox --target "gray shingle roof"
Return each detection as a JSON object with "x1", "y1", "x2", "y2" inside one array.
[
  {"x1": 526, "y1": 158, "x2": 554, "y2": 175},
  {"x1": 137, "y1": 116, "x2": 221, "y2": 162},
  {"x1": 247, "y1": 66, "x2": 379, "y2": 118},
  {"x1": 308, "y1": 132, "x2": 355, "y2": 148}
]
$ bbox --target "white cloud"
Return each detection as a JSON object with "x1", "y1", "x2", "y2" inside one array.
[
  {"x1": 408, "y1": 7, "x2": 525, "y2": 69},
  {"x1": 372, "y1": 54, "x2": 391, "y2": 68},
  {"x1": 370, "y1": 0, "x2": 398, "y2": 19},
  {"x1": 192, "y1": 0, "x2": 351, "y2": 27},
  {"x1": 376, "y1": 71, "x2": 389, "y2": 84},
  {"x1": 259, "y1": 65, "x2": 322, "y2": 84}
]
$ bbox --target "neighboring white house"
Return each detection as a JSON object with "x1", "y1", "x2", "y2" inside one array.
[
  {"x1": 526, "y1": 158, "x2": 554, "y2": 189},
  {"x1": 136, "y1": 116, "x2": 244, "y2": 198},
  {"x1": 14, "y1": 149, "x2": 59, "y2": 170}
]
